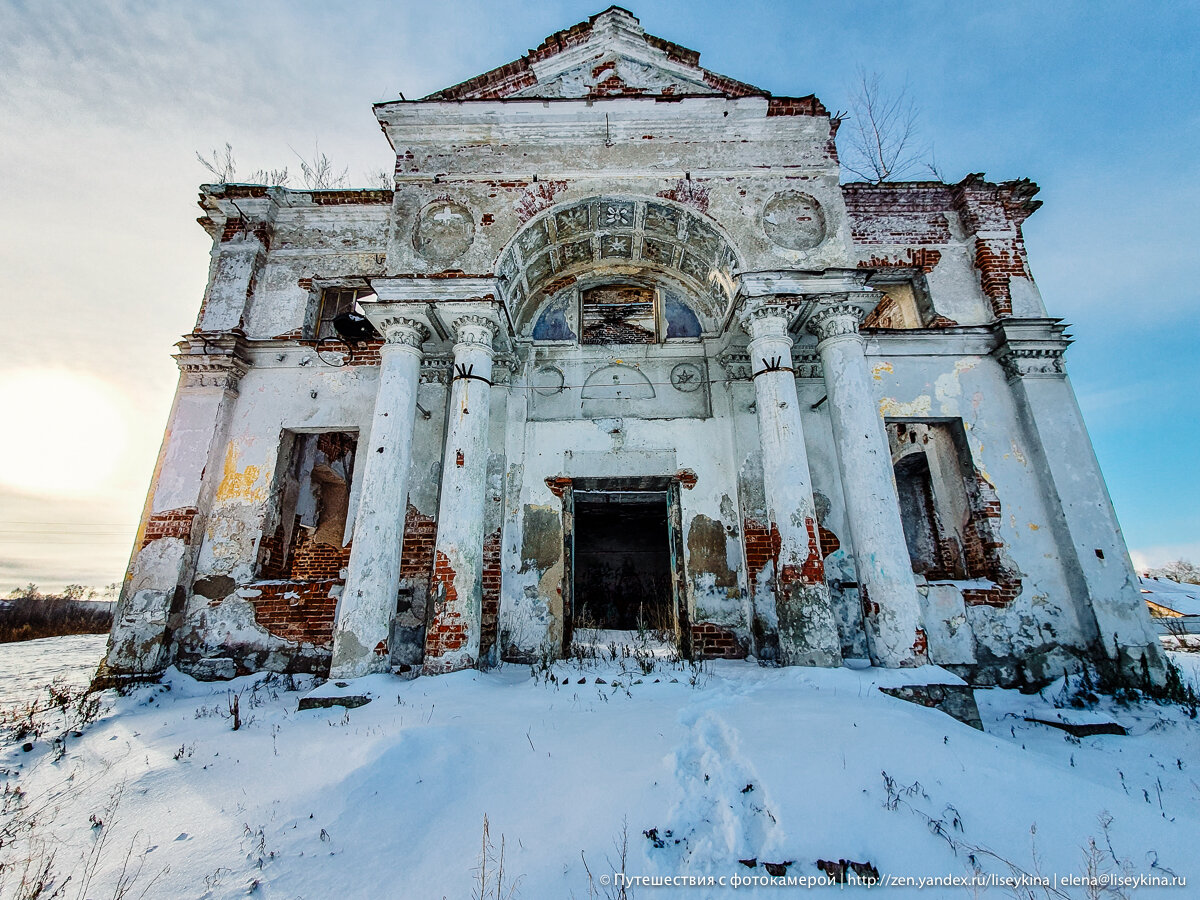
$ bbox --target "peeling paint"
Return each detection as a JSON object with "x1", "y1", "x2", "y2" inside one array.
[{"x1": 214, "y1": 443, "x2": 267, "y2": 504}]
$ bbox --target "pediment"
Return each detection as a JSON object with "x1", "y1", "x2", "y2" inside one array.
[
  {"x1": 510, "y1": 51, "x2": 715, "y2": 99},
  {"x1": 424, "y1": 7, "x2": 763, "y2": 101}
]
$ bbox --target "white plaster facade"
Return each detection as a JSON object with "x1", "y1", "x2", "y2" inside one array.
[{"x1": 100, "y1": 8, "x2": 1162, "y2": 689}]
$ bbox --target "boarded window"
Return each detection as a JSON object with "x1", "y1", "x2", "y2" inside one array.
[
  {"x1": 314, "y1": 287, "x2": 373, "y2": 340},
  {"x1": 580, "y1": 284, "x2": 656, "y2": 344}
]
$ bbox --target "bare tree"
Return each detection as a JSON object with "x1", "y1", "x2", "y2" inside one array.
[
  {"x1": 1151, "y1": 559, "x2": 1200, "y2": 585},
  {"x1": 365, "y1": 168, "x2": 394, "y2": 190},
  {"x1": 292, "y1": 143, "x2": 349, "y2": 190},
  {"x1": 196, "y1": 143, "x2": 238, "y2": 184},
  {"x1": 196, "y1": 143, "x2": 289, "y2": 185},
  {"x1": 840, "y1": 69, "x2": 929, "y2": 184}
]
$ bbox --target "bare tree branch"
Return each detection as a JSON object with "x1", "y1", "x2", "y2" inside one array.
[
  {"x1": 840, "y1": 69, "x2": 929, "y2": 184},
  {"x1": 195, "y1": 143, "x2": 237, "y2": 184}
]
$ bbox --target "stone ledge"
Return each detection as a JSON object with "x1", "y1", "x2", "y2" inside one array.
[
  {"x1": 879, "y1": 683, "x2": 983, "y2": 730},
  {"x1": 297, "y1": 695, "x2": 371, "y2": 711}
]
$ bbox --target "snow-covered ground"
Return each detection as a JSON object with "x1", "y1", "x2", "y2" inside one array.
[
  {"x1": 0, "y1": 633, "x2": 106, "y2": 706},
  {"x1": 1, "y1": 641, "x2": 1197, "y2": 898}
]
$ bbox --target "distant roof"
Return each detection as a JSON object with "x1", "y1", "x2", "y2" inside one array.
[
  {"x1": 1140, "y1": 575, "x2": 1200, "y2": 616},
  {"x1": 421, "y1": 6, "x2": 822, "y2": 114}
]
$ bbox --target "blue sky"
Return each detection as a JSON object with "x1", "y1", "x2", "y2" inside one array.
[{"x1": 0, "y1": 0, "x2": 1196, "y2": 589}]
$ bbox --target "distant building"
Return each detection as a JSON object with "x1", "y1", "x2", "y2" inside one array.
[
  {"x1": 1140, "y1": 576, "x2": 1200, "y2": 619},
  {"x1": 100, "y1": 7, "x2": 1161, "y2": 688}
]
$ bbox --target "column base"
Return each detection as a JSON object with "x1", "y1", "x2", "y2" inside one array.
[
  {"x1": 329, "y1": 628, "x2": 394, "y2": 680},
  {"x1": 422, "y1": 652, "x2": 476, "y2": 676},
  {"x1": 777, "y1": 582, "x2": 844, "y2": 668}
]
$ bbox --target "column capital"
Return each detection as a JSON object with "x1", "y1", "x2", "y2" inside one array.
[
  {"x1": 807, "y1": 302, "x2": 866, "y2": 343},
  {"x1": 738, "y1": 300, "x2": 794, "y2": 339},
  {"x1": 996, "y1": 346, "x2": 1065, "y2": 380},
  {"x1": 174, "y1": 334, "x2": 251, "y2": 393},
  {"x1": 451, "y1": 314, "x2": 499, "y2": 350},
  {"x1": 378, "y1": 316, "x2": 430, "y2": 348}
]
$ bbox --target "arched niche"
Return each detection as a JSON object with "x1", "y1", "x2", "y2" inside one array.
[
  {"x1": 580, "y1": 364, "x2": 656, "y2": 400},
  {"x1": 497, "y1": 195, "x2": 741, "y2": 338}
]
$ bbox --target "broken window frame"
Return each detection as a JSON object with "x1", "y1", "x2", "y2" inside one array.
[
  {"x1": 864, "y1": 272, "x2": 935, "y2": 329},
  {"x1": 579, "y1": 283, "x2": 659, "y2": 345},
  {"x1": 309, "y1": 282, "x2": 376, "y2": 341},
  {"x1": 256, "y1": 428, "x2": 360, "y2": 580}
]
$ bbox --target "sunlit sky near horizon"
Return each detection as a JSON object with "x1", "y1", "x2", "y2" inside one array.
[{"x1": 0, "y1": 0, "x2": 1196, "y2": 592}]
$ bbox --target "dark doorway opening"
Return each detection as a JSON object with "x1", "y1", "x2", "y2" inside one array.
[
  {"x1": 894, "y1": 453, "x2": 941, "y2": 577},
  {"x1": 573, "y1": 491, "x2": 673, "y2": 631}
]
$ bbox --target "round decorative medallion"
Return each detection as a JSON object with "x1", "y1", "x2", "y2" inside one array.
[
  {"x1": 412, "y1": 200, "x2": 475, "y2": 264},
  {"x1": 761, "y1": 191, "x2": 826, "y2": 251},
  {"x1": 532, "y1": 365, "x2": 565, "y2": 396},
  {"x1": 670, "y1": 362, "x2": 704, "y2": 393}
]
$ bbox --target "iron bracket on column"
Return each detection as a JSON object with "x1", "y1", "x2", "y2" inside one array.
[
  {"x1": 452, "y1": 363, "x2": 493, "y2": 387},
  {"x1": 750, "y1": 356, "x2": 794, "y2": 380}
]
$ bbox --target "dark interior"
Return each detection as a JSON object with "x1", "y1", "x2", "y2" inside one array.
[{"x1": 573, "y1": 491, "x2": 672, "y2": 630}]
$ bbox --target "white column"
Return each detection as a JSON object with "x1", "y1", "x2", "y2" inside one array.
[
  {"x1": 743, "y1": 303, "x2": 842, "y2": 667},
  {"x1": 809, "y1": 301, "x2": 927, "y2": 668},
  {"x1": 330, "y1": 316, "x2": 428, "y2": 678},
  {"x1": 424, "y1": 314, "x2": 499, "y2": 674},
  {"x1": 99, "y1": 345, "x2": 247, "y2": 683},
  {"x1": 997, "y1": 336, "x2": 1163, "y2": 676}
]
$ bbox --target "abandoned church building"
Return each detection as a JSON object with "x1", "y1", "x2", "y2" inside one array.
[{"x1": 100, "y1": 7, "x2": 1162, "y2": 690}]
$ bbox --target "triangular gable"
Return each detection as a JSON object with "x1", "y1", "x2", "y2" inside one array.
[{"x1": 423, "y1": 6, "x2": 766, "y2": 101}]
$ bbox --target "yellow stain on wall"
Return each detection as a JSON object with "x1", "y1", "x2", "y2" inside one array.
[
  {"x1": 1028, "y1": 523, "x2": 1040, "y2": 531},
  {"x1": 871, "y1": 361, "x2": 893, "y2": 381},
  {"x1": 215, "y1": 442, "x2": 267, "y2": 504},
  {"x1": 879, "y1": 395, "x2": 932, "y2": 417}
]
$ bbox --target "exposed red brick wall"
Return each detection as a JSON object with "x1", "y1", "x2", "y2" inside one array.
[
  {"x1": 480, "y1": 527, "x2": 503, "y2": 660},
  {"x1": 765, "y1": 95, "x2": 827, "y2": 116},
  {"x1": 423, "y1": 12, "x2": 765, "y2": 102},
  {"x1": 742, "y1": 516, "x2": 779, "y2": 598},
  {"x1": 859, "y1": 248, "x2": 942, "y2": 272},
  {"x1": 692, "y1": 622, "x2": 747, "y2": 659},
  {"x1": 257, "y1": 516, "x2": 351, "y2": 581},
  {"x1": 400, "y1": 504, "x2": 437, "y2": 583},
  {"x1": 248, "y1": 581, "x2": 339, "y2": 646},
  {"x1": 288, "y1": 531, "x2": 352, "y2": 581},
  {"x1": 219, "y1": 218, "x2": 271, "y2": 250},
  {"x1": 960, "y1": 473, "x2": 1023, "y2": 607},
  {"x1": 842, "y1": 183, "x2": 954, "y2": 245},
  {"x1": 701, "y1": 71, "x2": 765, "y2": 98},
  {"x1": 972, "y1": 236, "x2": 1029, "y2": 318},
  {"x1": 743, "y1": 516, "x2": 827, "y2": 595},
  {"x1": 316, "y1": 431, "x2": 356, "y2": 460},
  {"x1": 141, "y1": 507, "x2": 198, "y2": 549},
  {"x1": 256, "y1": 517, "x2": 291, "y2": 580},
  {"x1": 846, "y1": 178, "x2": 1040, "y2": 323},
  {"x1": 861, "y1": 293, "x2": 902, "y2": 329},
  {"x1": 425, "y1": 551, "x2": 468, "y2": 658}
]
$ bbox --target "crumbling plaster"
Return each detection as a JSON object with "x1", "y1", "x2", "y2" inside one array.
[{"x1": 100, "y1": 8, "x2": 1161, "y2": 690}]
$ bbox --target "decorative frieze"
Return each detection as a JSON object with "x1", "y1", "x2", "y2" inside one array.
[
  {"x1": 420, "y1": 357, "x2": 453, "y2": 384},
  {"x1": 996, "y1": 346, "x2": 1065, "y2": 380},
  {"x1": 716, "y1": 350, "x2": 752, "y2": 380},
  {"x1": 176, "y1": 355, "x2": 250, "y2": 394}
]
